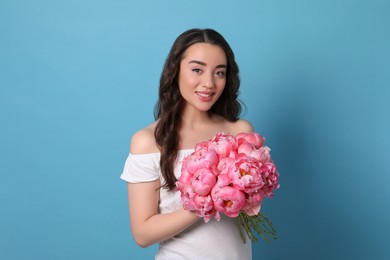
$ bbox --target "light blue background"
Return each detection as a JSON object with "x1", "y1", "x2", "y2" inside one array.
[{"x1": 1, "y1": 0, "x2": 389, "y2": 259}]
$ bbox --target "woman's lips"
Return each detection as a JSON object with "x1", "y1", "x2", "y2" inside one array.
[{"x1": 196, "y1": 91, "x2": 215, "y2": 102}]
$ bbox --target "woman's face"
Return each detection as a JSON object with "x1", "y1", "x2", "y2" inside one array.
[{"x1": 178, "y1": 43, "x2": 227, "y2": 113}]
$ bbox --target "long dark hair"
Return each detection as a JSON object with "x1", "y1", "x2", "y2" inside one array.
[{"x1": 154, "y1": 28, "x2": 242, "y2": 191}]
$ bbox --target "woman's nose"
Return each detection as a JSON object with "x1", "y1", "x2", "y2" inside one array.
[{"x1": 202, "y1": 73, "x2": 214, "y2": 89}]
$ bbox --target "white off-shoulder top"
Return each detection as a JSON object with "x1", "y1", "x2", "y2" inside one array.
[{"x1": 121, "y1": 149, "x2": 251, "y2": 260}]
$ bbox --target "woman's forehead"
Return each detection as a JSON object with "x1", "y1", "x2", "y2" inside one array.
[{"x1": 182, "y1": 43, "x2": 227, "y2": 65}]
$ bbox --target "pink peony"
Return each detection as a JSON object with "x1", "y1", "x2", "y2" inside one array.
[
  {"x1": 210, "y1": 173, "x2": 233, "y2": 195},
  {"x1": 211, "y1": 174, "x2": 245, "y2": 218},
  {"x1": 182, "y1": 148, "x2": 218, "y2": 175},
  {"x1": 217, "y1": 156, "x2": 236, "y2": 175},
  {"x1": 194, "y1": 140, "x2": 209, "y2": 151},
  {"x1": 176, "y1": 167, "x2": 194, "y2": 187},
  {"x1": 191, "y1": 168, "x2": 217, "y2": 196},
  {"x1": 256, "y1": 146, "x2": 272, "y2": 163},
  {"x1": 227, "y1": 154, "x2": 265, "y2": 194},
  {"x1": 178, "y1": 184, "x2": 196, "y2": 211},
  {"x1": 193, "y1": 195, "x2": 220, "y2": 222},
  {"x1": 236, "y1": 132, "x2": 264, "y2": 149},
  {"x1": 259, "y1": 163, "x2": 280, "y2": 198},
  {"x1": 243, "y1": 190, "x2": 264, "y2": 216},
  {"x1": 208, "y1": 132, "x2": 238, "y2": 158},
  {"x1": 212, "y1": 185, "x2": 246, "y2": 218},
  {"x1": 238, "y1": 143, "x2": 272, "y2": 163}
]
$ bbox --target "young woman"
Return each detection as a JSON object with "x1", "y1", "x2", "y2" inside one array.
[{"x1": 121, "y1": 28, "x2": 254, "y2": 259}]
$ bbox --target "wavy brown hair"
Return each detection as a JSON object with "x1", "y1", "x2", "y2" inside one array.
[{"x1": 154, "y1": 28, "x2": 242, "y2": 191}]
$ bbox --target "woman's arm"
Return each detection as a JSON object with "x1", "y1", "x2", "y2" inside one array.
[
  {"x1": 127, "y1": 180, "x2": 199, "y2": 248},
  {"x1": 126, "y1": 124, "x2": 199, "y2": 248}
]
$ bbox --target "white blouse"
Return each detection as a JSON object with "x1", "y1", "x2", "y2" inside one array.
[{"x1": 121, "y1": 149, "x2": 252, "y2": 260}]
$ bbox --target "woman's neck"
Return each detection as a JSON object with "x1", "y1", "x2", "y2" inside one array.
[{"x1": 180, "y1": 105, "x2": 214, "y2": 130}]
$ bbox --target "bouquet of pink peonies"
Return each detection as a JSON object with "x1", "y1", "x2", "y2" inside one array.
[{"x1": 176, "y1": 132, "x2": 280, "y2": 243}]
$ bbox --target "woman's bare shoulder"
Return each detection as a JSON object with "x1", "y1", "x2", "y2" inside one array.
[
  {"x1": 228, "y1": 118, "x2": 254, "y2": 135},
  {"x1": 130, "y1": 121, "x2": 160, "y2": 154}
]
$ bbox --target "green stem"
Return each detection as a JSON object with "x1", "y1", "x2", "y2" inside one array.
[{"x1": 237, "y1": 212, "x2": 277, "y2": 243}]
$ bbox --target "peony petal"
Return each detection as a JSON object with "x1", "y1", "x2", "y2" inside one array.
[{"x1": 244, "y1": 203, "x2": 262, "y2": 216}]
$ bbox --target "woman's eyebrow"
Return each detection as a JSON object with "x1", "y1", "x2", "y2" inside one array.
[
  {"x1": 188, "y1": 60, "x2": 206, "y2": 66},
  {"x1": 189, "y1": 60, "x2": 227, "y2": 68},
  {"x1": 216, "y1": 64, "x2": 227, "y2": 69}
]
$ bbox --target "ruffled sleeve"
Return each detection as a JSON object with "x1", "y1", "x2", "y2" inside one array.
[{"x1": 120, "y1": 153, "x2": 160, "y2": 183}]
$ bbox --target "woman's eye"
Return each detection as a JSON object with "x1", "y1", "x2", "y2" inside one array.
[
  {"x1": 192, "y1": 68, "x2": 202, "y2": 73},
  {"x1": 216, "y1": 71, "x2": 226, "y2": 77}
]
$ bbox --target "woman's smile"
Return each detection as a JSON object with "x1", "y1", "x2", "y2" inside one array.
[{"x1": 195, "y1": 91, "x2": 215, "y2": 102}]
